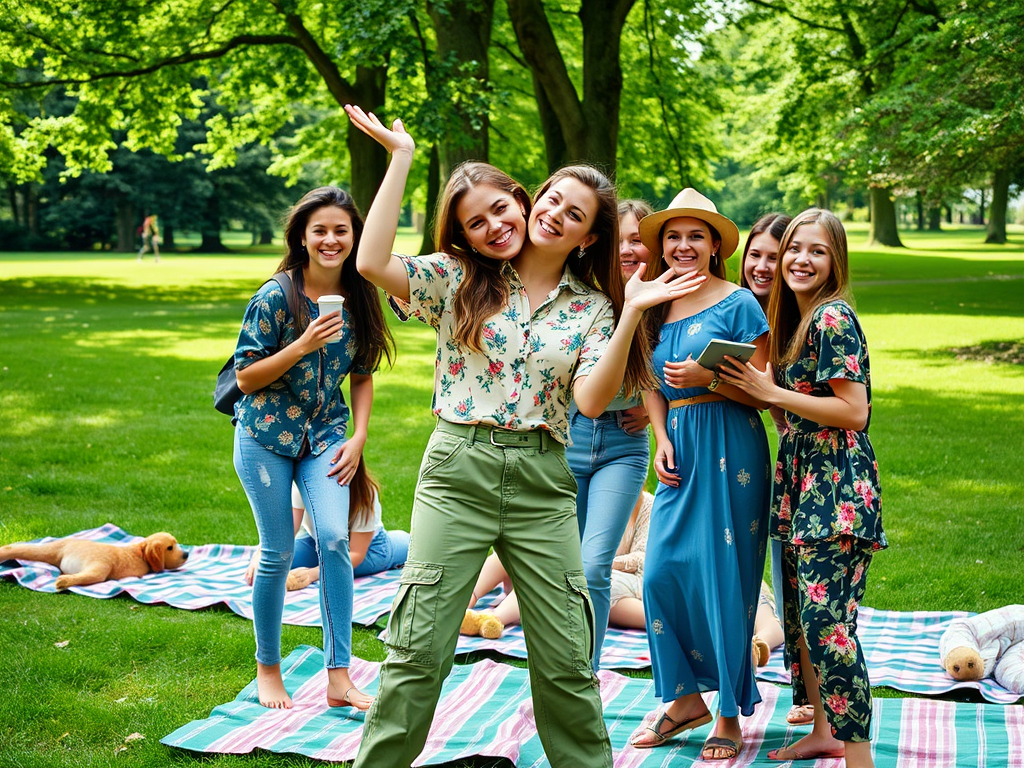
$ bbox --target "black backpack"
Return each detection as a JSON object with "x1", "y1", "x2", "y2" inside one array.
[{"x1": 214, "y1": 271, "x2": 295, "y2": 417}]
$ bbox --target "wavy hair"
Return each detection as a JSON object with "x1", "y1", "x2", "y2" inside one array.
[
  {"x1": 767, "y1": 208, "x2": 852, "y2": 368},
  {"x1": 434, "y1": 162, "x2": 532, "y2": 354},
  {"x1": 276, "y1": 186, "x2": 395, "y2": 373},
  {"x1": 535, "y1": 167, "x2": 657, "y2": 395}
]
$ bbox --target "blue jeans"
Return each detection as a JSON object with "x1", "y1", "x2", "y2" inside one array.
[
  {"x1": 233, "y1": 427, "x2": 353, "y2": 668},
  {"x1": 566, "y1": 409, "x2": 650, "y2": 669},
  {"x1": 293, "y1": 527, "x2": 410, "y2": 576}
]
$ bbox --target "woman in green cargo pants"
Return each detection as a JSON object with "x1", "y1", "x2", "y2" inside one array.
[{"x1": 344, "y1": 105, "x2": 706, "y2": 768}]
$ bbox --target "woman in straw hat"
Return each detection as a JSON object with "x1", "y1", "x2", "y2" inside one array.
[{"x1": 629, "y1": 189, "x2": 771, "y2": 760}]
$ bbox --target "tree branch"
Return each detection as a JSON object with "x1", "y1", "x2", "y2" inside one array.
[
  {"x1": 492, "y1": 40, "x2": 529, "y2": 70},
  {"x1": 270, "y1": 3, "x2": 357, "y2": 106},
  {"x1": 744, "y1": 0, "x2": 845, "y2": 33},
  {"x1": 0, "y1": 34, "x2": 300, "y2": 89}
]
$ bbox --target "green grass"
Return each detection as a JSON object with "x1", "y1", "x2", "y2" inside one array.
[{"x1": 1, "y1": 225, "x2": 1023, "y2": 766}]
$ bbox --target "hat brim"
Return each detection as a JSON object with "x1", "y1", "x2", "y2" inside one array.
[{"x1": 639, "y1": 208, "x2": 740, "y2": 261}]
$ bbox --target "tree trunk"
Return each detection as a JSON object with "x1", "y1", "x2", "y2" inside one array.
[
  {"x1": 915, "y1": 191, "x2": 925, "y2": 231},
  {"x1": 115, "y1": 197, "x2": 136, "y2": 253},
  {"x1": 508, "y1": 0, "x2": 634, "y2": 173},
  {"x1": 985, "y1": 168, "x2": 1009, "y2": 244},
  {"x1": 533, "y1": 71, "x2": 569, "y2": 172},
  {"x1": 347, "y1": 65, "x2": 388, "y2": 215},
  {"x1": 419, "y1": 144, "x2": 441, "y2": 255},
  {"x1": 978, "y1": 188, "x2": 986, "y2": 225},
  {"x1": 428, "y1": 0, "x2": 494, "y2": 175},
  {"x1": 927, "y1": 206, "x2": 942, "y2": 231},
  {"x1": 945, "y1": 205, "x2": 952, "y2": 224},
  {"x1": 867, "y1": 186, "x2": 904, "y2": 247},
  {"x1": 163, "y1": 223, "x2": 175, "y2": 249},
  {"x1": 197, "y1": 193, "x2": 227, "y2": 252},
  {"x1": 260, "y1": 228, "x2": 273, "y2": 245}
]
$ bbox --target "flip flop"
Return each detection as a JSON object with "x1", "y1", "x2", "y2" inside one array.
[
  {"x1": 768, "y1": 745, "x2": 845, "y2": 761},
  {"x1": 702, "y1": 735, "x2": 742, "y2": 760},
  {"x1": 629, "y1": 709, "x2": 713, "y2": 749}
]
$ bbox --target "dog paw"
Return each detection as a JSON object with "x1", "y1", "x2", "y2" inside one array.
[{"x1": 54, "y1": 576, "x2": 72, "y2": 591}]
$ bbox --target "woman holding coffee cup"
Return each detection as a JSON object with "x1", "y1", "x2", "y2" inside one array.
[{"x1": 231, "y1": 186, "x2": 394, "y2": 710}]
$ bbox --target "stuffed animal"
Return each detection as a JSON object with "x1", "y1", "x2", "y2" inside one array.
[
  {"x1": 460, "y1": 609, "x2": 504, "y2": 639},
  {"x1": 939, "y1": 605, "x2": 1024, "y2": 694}
]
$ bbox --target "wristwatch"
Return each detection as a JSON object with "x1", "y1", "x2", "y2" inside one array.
[{"x1": 708, "y1": 371, "x2": 721, "y2": 391}]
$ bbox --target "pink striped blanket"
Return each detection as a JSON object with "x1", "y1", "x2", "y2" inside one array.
[
  {"x1": 162, "y1": 645, "x2": 1024, "y2": 766},
  {"x1": 0, "y1": 523, "x2": 400, "y2": 626}
]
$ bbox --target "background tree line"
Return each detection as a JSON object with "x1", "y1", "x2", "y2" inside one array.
[{"x1": 0, "y1": 0, "x2": 1020, "y2": 253}]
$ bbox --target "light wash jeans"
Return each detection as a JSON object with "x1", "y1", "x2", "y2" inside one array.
[
  {"x1": 566, "y1": 408, "x2": 650, "y2": 669},
  {"x1": 233, "y1": 427, "x2": 353, "y2": 668},
  {"x1": 293, "y1": 527, "x2": 410, "y2": 577}
]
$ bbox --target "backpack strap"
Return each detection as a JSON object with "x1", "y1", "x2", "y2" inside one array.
[{"x1": 270, "y1": 270, "x2": 297, "y2": 320}]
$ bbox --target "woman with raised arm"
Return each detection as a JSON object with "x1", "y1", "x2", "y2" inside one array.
[
  {"x1": 720, "y1": 209, "x2": 884, "y2": 768},
  {"x1": 344, "y1": 105, "x2": 704, "y2": 768},
  {"x1": 231, "y1": 186, "x2": 393, "y2": 711}
]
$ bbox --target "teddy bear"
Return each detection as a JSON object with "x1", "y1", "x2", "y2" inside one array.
[
  {"x1": 460, "y1": 609, "x2": 505, "y2": 640},
  {"x1": 939, "y1": 605, "x2": 1024, "y2": 694}
]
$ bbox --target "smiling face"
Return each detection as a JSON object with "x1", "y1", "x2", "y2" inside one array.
[
  {"x1": 782, "y1": 221, "x2": 834, "y2": 308},
  {"x1": 618, "y1": 211, "x2": 651, "y2": 279},
  {"x1": 661, "y1": 216, "x2": 719, "y2": 276},
  {"x1": 743, "y1": 231, "x2": 780, "y2": 300},
  {"x1": 528, "y1": 177, "x2": 599, "y2": 257},
  {"x1": 303, "y1": 205, "x2": 354, "y2": 272},
  {"x1": 455, "y1": 184, "x2": 527, "y2": 261}
]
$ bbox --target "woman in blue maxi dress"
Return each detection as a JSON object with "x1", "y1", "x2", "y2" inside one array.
[{"x1": 631, "y1": 189, "x2": 771, "y2": 761}]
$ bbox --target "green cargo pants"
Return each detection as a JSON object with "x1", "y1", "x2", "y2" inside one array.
[{"x1": 353, "y1": 420, "x2": 613, "y2": 768}]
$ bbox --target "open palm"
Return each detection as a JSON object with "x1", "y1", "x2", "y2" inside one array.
[
  {"x1": 624, "y1": 267, "x2": 706, "y2": 312},
  {"x1": 344, "y1": 104, "x2": 415, "y2": 155}
]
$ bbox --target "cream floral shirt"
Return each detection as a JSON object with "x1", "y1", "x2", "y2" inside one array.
[{"x1": 390, "y1": 252, "x2": 614, "y2": 445}]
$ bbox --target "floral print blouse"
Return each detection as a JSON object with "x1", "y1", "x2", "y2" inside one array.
[
  {"x1": 234, "y1": 280, "x2": 371, "y2": 458},
  {"x1": 389, "y1": 252, "x2": 614, "y2": 445},
  {"x1": 770, "y1": 300, "x2": 886, "y2": 548}
]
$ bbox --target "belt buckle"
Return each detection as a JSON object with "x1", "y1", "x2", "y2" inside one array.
[{"x1": 490, "y1": 428, "x2": 528, "y2": 446}]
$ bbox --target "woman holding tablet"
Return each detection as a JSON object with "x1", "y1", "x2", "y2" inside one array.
[{"x1": 630, "y1": 189, "x2": 771, "y2": 761}]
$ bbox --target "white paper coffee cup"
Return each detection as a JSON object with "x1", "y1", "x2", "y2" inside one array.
[{"x1": 317, "y1": 295, "x2": 345, "y2": 342}]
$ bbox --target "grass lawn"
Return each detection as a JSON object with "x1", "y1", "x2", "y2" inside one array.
[{"x1": 1, "y1": 224, "x2": 1023, "y2": 766}]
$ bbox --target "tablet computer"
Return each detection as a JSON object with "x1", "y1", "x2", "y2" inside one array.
[{"x1": 696, "y1": 338, "x2": 757, "y2": 370}]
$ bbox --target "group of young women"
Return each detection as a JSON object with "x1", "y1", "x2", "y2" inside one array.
[{"x1": 227, "y1": 105, "x2": 884, "y2": 768}]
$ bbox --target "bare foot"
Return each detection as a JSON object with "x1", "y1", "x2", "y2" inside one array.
[
  {"x1": 768, "y1": 731, "x2": 844, "y2": 761},
  {"x1": 256, "y1": 662, "x2": 292, "y2": 709},
  {"x1": 286, "y1": 566, "x2": 319, "y2": 591},
  {"x1": 327, "y1": 668, "x2": 373, "y2": 711},
  {"x1": 702, "y1": 715, "x2": 742, "y2": 760}
]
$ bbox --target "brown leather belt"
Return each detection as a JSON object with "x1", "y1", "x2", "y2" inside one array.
[{"x1": 667, "y1": 393, "x2": 727, "y2": 409}]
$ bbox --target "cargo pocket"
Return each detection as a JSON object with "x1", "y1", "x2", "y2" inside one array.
[
  {"x1": 565, "y1": 570, "x2": 596, "y2": 672},
  {"x1": 419, "y1": 431, "x2": 468, "y2": 477},
  {"x1": 384, "y1": 562, "x2": 443, "y2": 663}
]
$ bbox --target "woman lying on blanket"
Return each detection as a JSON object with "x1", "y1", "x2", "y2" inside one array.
[
  {"x1": 465, "y1": 493, "x2": 788, "y2": 664},
  {"x1": 244, "y1": 466, "x2": 409, "y2": 590}
]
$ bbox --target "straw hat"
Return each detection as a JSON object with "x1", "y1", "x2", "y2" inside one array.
[{"x1": 638, "y1": 188, "x2": 740, "y2": 260}]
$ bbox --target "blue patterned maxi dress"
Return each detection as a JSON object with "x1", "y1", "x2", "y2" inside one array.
[{"x1": 643, "y1": 289, "x2": 771, "y2": 717}]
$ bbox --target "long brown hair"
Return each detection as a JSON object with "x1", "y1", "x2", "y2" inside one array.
[
  {"x1": 535, "y1": 166, "x2": 657, "y2": 395},
  {"x1": 434, "y1": 162, "x2": 532, "y2": 353},
  {"x1": 278, "y1": 186, "x2": 394, "y2": 371},
  {"x1": 348, "y1": 458, "x2": 381, "y2": 529},
  {"x1": 739, "y1": 212, "x2": 791, "y2": 291},
  {"x1": 767, "y1": 208, "x2": 852, "y2": 368}
]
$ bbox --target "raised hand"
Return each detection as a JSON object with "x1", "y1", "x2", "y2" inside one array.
[
  {"x1": 623, "y1": 265, "x2": 706, "y2": 313},
  {"x1": 344, "y1": 104, "x2": 415, "y2": 156}
]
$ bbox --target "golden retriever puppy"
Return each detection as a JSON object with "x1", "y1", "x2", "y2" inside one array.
[{"x1": 0, "y1": 532, "x2": 188, "y2": 590}]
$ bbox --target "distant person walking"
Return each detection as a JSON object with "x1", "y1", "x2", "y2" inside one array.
[{"x1": 138, "y1": 214, "x2": 161, "y2": 262}]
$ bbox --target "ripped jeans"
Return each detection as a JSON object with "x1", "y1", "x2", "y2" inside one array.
[
  {"x1": 353, "y1": 420, "x2": 612, "y2": 768},
  {"x1": 233, "y1": 427, "x2": 353, "y2": 669}
]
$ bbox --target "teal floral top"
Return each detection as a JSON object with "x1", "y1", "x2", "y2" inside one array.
[
  {"x1": 233, "y1": 280, "x2": 370, "y2": 458},
  {"x1": 770, "y1": 300, "x2": 886, "y2": 548},
  {"x1": 389, "y1": 252, "x2": 614, "y2": 445}
]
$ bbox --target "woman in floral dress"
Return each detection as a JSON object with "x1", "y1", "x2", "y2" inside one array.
[{"x1": 721, "y1": 208, "x2": 885, "y2": 768}]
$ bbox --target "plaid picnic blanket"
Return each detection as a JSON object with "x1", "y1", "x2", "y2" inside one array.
[
  {"x1": 162, "y1": 644, "x2": 1024, "y2": 767},
  {"x1": 0, "y1": 523, "x2": 401, "y2": 627},
  {"x1": 451, "y1": 602, "x2": 1023, "y2": 704}
]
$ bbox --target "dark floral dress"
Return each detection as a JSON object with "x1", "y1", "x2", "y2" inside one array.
[{"x1": 770, "y1": 299, "x2": 885, "y2": 743}]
